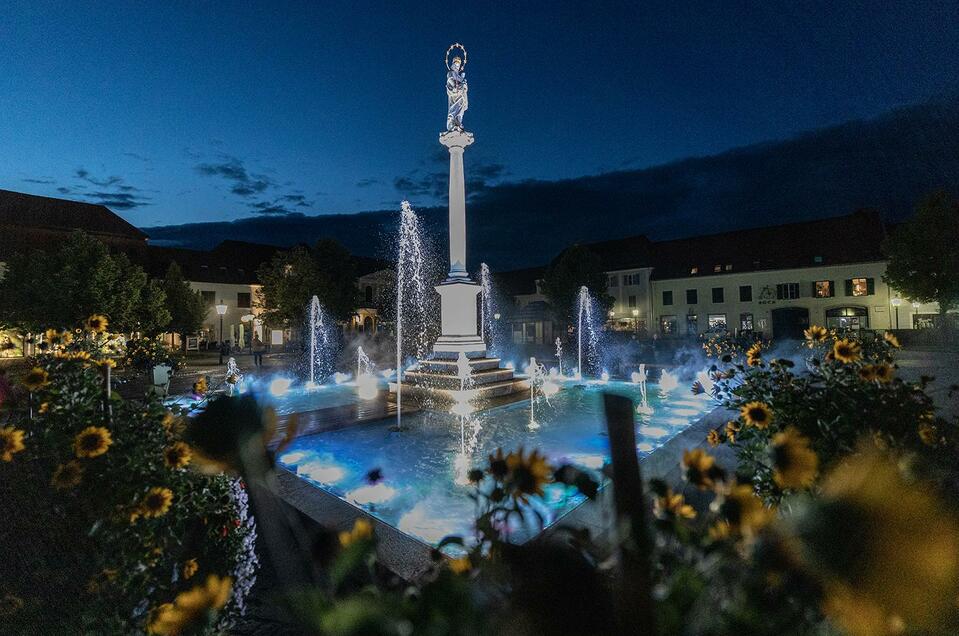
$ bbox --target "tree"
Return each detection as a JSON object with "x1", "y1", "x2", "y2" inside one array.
[
  {"x1": 312, "y1": 238, "x2": 358, "y2": 320},
  {"x1": 161, "y1": 262, "x2": 207, "y2": 349},
  {"x1": 0, "y1": 231, "x2": 169, "y2": 334},
  {"x1": 540, "y1": 244, "x2": 611, "y2": 326},
  {"x1": 883, "y1": 191, "x2": 959, "y2": 325},
  {"x1": 256, "y1": 246, "x2": 325, "y2": 332}
]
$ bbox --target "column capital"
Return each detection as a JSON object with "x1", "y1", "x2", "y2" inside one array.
[{"x1": 439, "y1": 130, "x2": 474, "y2": 149}]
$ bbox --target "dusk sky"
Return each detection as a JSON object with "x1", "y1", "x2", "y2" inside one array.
[{"x1": 2, "y1": 1, "x2": 958, "y2": 228}]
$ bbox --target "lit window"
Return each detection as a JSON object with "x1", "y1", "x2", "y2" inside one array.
[
  {"x1": 851, "y1": 278, "x2": 869, "y2": 297},
  {"x1": 813, "y1": 256, "x2": 823, "y2": 263},
  {"x1": 660, "y1": 315, "x2": 677, "y2": 335},
  {"x1": 713, "y1": 264, "x2": 721, "y2": 273},
  {"x1": 725, "y1": 264, "x2": 733, "y2": 271},
  {"x1": 740, "y1": 313, "x2": 754, "y2": 331},
  {"x1": 707, "y1": 314, "x2": 727, "y2": 330},
  {"x1": 815, "y1": 281, "x2": 833, "y2": 298},
  {"x1": 690, "y1": 267, "x2": 698, "y2": 275}
]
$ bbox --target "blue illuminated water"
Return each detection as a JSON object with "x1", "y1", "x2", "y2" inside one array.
[{"x1": 276, "y1": 381, "x2": 712, "y2": 547}]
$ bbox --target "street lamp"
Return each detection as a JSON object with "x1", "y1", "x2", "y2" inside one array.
[
  {"x1": 493, "y1": 312, "x2": 500, "y2": 320},
  {"x1": 890, "y1": 297, "x2": 902, "y2": 330},
  {"x1": 631, "y1": 308, "x2": 640, "y2": 333},
  {"x1": 216, "y1": 301, "x2": 228, "y2": 364}
]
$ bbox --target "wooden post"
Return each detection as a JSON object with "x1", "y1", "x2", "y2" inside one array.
[{"x1": 603, "y1": 392, "x2": 656, "y2": 635}]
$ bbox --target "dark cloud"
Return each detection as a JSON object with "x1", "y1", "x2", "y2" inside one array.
[
  {"x1": 195, "y1": 156, "x2": 275, "y2": 198},
  {"x1": 22, "y1": 177, "x2": 56, "y2": 184},
  {"x1": 355, "y1": 178, "x2": 379, "y2": 188},
  {"x1": 56, "y1": 167, "x2": 151, "y2": 210},
  {"x1": 122, "y1": 152, "x2": 151, "y2": 163},
  {"x1": 394, "y1": 159, "x2": 506, "y2": 201}
]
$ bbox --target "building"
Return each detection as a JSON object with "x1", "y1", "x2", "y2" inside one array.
[{"x1": 498, "y1": 210, "x2": 945, "y2": 342}]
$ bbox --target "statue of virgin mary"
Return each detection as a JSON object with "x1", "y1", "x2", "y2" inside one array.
[{"x1": 446, "y1": 55, "x2": 468, "y2": 132}]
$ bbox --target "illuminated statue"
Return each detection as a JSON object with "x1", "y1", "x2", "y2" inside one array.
[{"x1": 446, "y1": 43, "x2": 468, "y2": 131}]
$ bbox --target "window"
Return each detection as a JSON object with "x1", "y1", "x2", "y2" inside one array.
[
  {"x1": 813, "y1": 256, "x2": 823, "y2": 264},
  {"x1": 712, "y1": 287, "x2": 724, "y2": 303},
  {"x1": 608, "y1": 274, "x2": 619, "y2": 287},
  {"x1": 201, "y1": 291, "x2": 215, "y2": 306},
  {"x1": 270, "y1": 329, "x2": 284, "y2": 345},
  {"x1": 826, "y1": 306, "x2": 868, "y2": 331},
  {"x1": 724, "y1": 264, "x2": 733, "y2": 271},
  {"x1": 776, "y1": 283, "x2": 800, "y2": 300},
  {"x1": 713, "y1": 264, "x2": 722, "y2": 273},
  {"x1": 847, "y1": 277, "x2": 874, "y2": 297},
  {"x1": 707, "y1": 314, "x2": 727, "y2": 330},
  {"x1": 236, "y1": 292, "x2": 251, "y2": 309},
  {"x1": 686, "y1": 313, "x2": 699, "y2": 334},
  {"x1": 739, "y1": 285, "x2": 752, "y2": 302},
  {"x1": 690, "y1": 267, "x2": 698, "y2": 275},
  {"x1": 740, "y1": 313, "x2": 754, "y2": 331},
  {"x1": 662, "y1": 290, "x2": 673, "y2": 306},
  {"x1": 660, "y1": 315, "x2": 677, "y2": 335},
  {"x1": 814, "y1": 280, "x2": 834, "y2": 298},
  {"x1": 365, "y1": 285, "x2": 374, "y2": 304},
  {"x1": 623, "y1": 273, "x2": 640, "y2": 286},
  {"x1": 686, "y1": 289, "x2": 698, "y2": 304},
  {"x1": 628, "y1": 295, "x2": 637, "y2": 308}
]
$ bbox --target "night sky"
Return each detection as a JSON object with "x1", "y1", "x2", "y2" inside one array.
[{"x1": 2, "y1": 1, "x2": 958, "y2": 229}]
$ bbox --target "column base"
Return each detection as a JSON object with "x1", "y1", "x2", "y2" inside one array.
[{"x1": 432, "y1": 335, "x2": 487, "y2": 359}]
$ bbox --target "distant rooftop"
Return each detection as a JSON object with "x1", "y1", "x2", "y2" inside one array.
[{"x1": 0, "y1": 189, "x2": 147, "y2": 241}]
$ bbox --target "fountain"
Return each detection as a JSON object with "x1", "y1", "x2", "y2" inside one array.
[
  {"x1": 632, "y1": 364, "x2": 653, "y2": 415},
  {"x1": 356, "y1": 346, "x2": 378, "y2": 401},
  {"x1": 576, "y1": 286, "x2": 601, "y2": 380},
  {"x1": 479, "y1": 263, "x2": 499, "y2": 355},
  {"x1": 658, "y1": 369, "x2": 679, "y2": 395},
  {"x1": 307, "y1": 295, "x2": 337, "y2": 387},
  {"x1": 555, "y1": 337, "x2": 563, "y2": 376},
  {"x1": 224, "y1": 357, "x2": 243, "y2": 396}
]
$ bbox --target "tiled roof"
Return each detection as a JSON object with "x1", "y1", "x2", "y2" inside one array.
[{"x1": 0, "y1": 189, "x2": 147, "y2": 240}]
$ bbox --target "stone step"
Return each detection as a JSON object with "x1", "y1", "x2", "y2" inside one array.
[
  {"x1": 388, "y1": 377, "x2": 532, "y2": 409},
  {"x1": 420, "y1": 357, "x2": 503, "y2": 372},
  {"x1": 401, "y1": 367, "x2": 515, "y2": 389}
]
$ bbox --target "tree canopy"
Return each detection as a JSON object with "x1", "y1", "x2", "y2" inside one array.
[
  {"x1": 161, "y1": 261, "x2": 208, "y2": 348},
  {"x1": 255, "y1": 239, "x2": 358, "y2": 332},
  {"x1": 0, "y1": 231, "x2": 170, "y2": 334},
  {"x1": 540, "y1": 244, "x2": 611, "y2": 326},
  {"x1": 883, "y1": 191, "x2": 959, "y2": 315}
]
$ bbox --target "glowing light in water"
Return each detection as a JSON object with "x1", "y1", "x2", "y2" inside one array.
[
  {"x1": 333, "y1": 372, "x2": 350, "y2": 385},
  {"x1": 659, "y1": 370, "x2": 679, "y2": 393},
  {"x1": 357, "y1": 373, "x2": 379, "y2": 401},
  {"x1": 505, "y1": 361, "x2": 515, "y2": 370},
  {"x1": 303, "y1": 380, "x2": 319, "y2": 391},
  {"x1": 670, "y1": 408, "x2": 700, "y2": 417},
  {"x1": 541, "y1": 380, "x2": 559, "y2": 397},
  {"x1": 269, "y1": 377, "x2": 292, "y2": 397},
  {"x1": 640, "y1": 426, "x2": 669, "y2": 438},
  {"x1": 600, "y1": 371, "x2": 610, "y2": 383},
  {"x1": 637, "y1": 442, "x2": 654, "y2": 452},
  {"x1": 398, "y1": 501, "x2": 461, "y2": 545},
  {"x1": 630, "y1": 371, "x2": 641, "y2": 383},
  {"x1": 297, "y1": 460, "x2": 345, "y2": 484},
  {"x1": 347, "y1": 483, "x2": 397, "y2": 506},
  {"x1": 279, "y1": 451, "x2": 307, "y2": 464},
  {"x1": 568, "y1": 454, "x2": 606, "y2": 470}
]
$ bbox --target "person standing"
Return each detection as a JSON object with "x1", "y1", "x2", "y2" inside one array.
[{"x1": 252, "y1": 334, "x2": 265, "y2": 367}]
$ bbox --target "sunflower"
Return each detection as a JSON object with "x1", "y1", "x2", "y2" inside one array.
[
  {"x1": 506, "y1": 448, "x2": 551, "y2": 503},
  {"x1": 182, "y1": 558, "x2": 199, "y2": 580},
  {"x1": 746, "y1": 342, "x2": 763, "y2": 366},
  {"x1": 873, "y1": 363, "x2": 894, "y2": 383},
  {"x1": 740, "y1": 401, "x2": 773, "y2": 429},
  {"x1": 0, "y1": 427, "x2": 26, "y2": 462},
  {"x1": 771, "y1": 427, "x2": 818, "y2": 490},
  {"x1": 85, "y1": 314, "x2": 109, "y2": 333},
  {"x1": 140, "y1": 487, "x2": 174, "y2": 518},
  {"x1": 883, "y1": 331, "x2": 901, "y2": 349},
  {"x1": 338, "y1": 518, "x2": 374, "y2": 547},
  {"x1": 682, "y1": 448, "x2": 722, "y2": 490},
  {"x1": 487, "y1": 448, "x2": 509, "y2": 480},
  {"x1": 654, "y1": 488, "x2": 696, "y2": 519},
  {"x1": 44, "y1": 328, "x2": 72, "y2": 346},
  {"x1": 163, "y1": 442, "x2": 192, "y2": 470},
  {"x1": 51, "y1": 460, "x2": 84, "y2": 489},
  {"x1": 21, "y1": 367, "x2": 50, "y2": 391},
  {"x1": 448, "y1": 556, "x2": 472, "y2": 574},
  {"x1": 706, "y1": 428, "x2": 722, "y2": 447},
  {"x1": 858, "y1": 365, "x2": 878, "y2": 382},
  {"x1": 804, "y1": 324, "x2": 829, "y2": 344},
  {"x1": 147, "y1": 575, "x2": 233, "y2": 636},
  {"x1": 54, "y1": 350, "x2": 91, "y2": 361},
  {"x1": 725, "y1": 420, "x2": 741, "y2": 443},
  {"x1": 74, "y1": 426, "x2": 112, "y2": 458},
  {"x1": 717, "y1": 483, "x2": 773, "y2": 536},
  {"x1": 192, "y1": 377, "x2": 208, "y2": 396},
  {"x1": 918, "y1": 422, "x2": 939, "y2": 447},
  {"x1": 832, "y1": 338, "x2": 861, "y2": 363},
  {"x1": 93, "y1": 358, "x2": 117, "y2": 370}
]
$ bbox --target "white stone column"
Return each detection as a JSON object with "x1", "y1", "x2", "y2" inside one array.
[
  {"x1": 439, "y1": 130, "x2": 474, "y2": 278},
  {"x1": 433, "y1": 129, "x2": 485, "y2": 358}
]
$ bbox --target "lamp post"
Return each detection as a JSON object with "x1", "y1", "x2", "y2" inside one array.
[
  {"x1": 891, "y1": 297, "x2": 902, "y2": 330},
  {"x1": 216, "y1": 301, "x2": 228, "y2": 364},
  {"x1": 631, "y1": 308, "x2": 639, "y2": 333}
]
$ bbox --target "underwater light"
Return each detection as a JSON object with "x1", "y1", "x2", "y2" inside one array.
[
  {"x1": 356, "y1": 373, "x2": 379, "y2": 400},
  {"x1": 398, "y1": 502, "x2": 460, "y2": 545},
  {"x1": 637, "y1": 442, "x2": 654, "y2": 452},
  {"x1": 541, "y1": 381, "x2": 560, "y2": 397},
  {"x1": 296, "y1": 460, "x2": 345, "y2": 484},
  {"x1": 346, "y1": 483, "x2": 396, "y2": 505},
  {"x1": 505, "y1": 361, "x2": 515, "y2": 370},
  {"x1": 640, "y1": 426, "x2": 669, "y2": 438},
  {"x1": 658, "y1": 371, "x2": 679, "y2": 393},
  {"x1": 600, "y1": 371, "x2": 610, "y2": 383},
  {"x1": 636, "y1": 403, "x2": 654, "y2": 416},
  {"x1": 671, "y1": 408, "x2": 700, "y2": 417},
  {"x1": 269, "y1": 377, "x2": 293, "y2": 397},
  {"x1": 333, "y1": 372, "x2": 351, "y2": 384},
  {"x1": 630, "y1": 371, "x2": 641, "y2": 383},
  {"x1": 279, "y1": 451, "x2": 307, "y2": 464}
]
